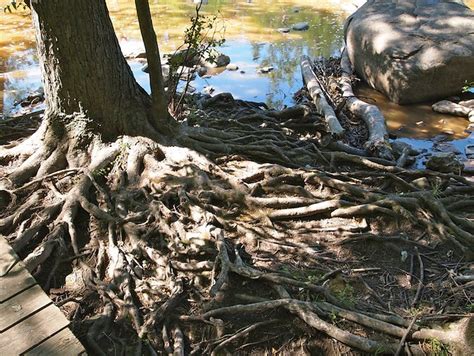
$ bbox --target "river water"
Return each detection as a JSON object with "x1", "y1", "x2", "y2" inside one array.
[{"x1": 1, "y1": 0, "x2": 474, "y2": 159}]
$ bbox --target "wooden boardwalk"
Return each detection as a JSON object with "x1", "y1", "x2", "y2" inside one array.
[{"x1": 0, "y1": 236, "x2": 86, "y2": 355}]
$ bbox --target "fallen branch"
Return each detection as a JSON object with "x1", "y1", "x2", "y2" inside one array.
[
  {"x1": 411, "y1": 248, "x2": 424, "y2": 307},
  {"x1": 340, "y1": 49, "x2": 393, "y2": 160},
  {"x1": 211, "y1": 319, "x2": 278, "y2": 355},
  {"x1": 301, "y1": 55, "x2": 344, "y2": 137}
]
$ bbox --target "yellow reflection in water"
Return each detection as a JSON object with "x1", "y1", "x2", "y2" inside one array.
[
  {"x1": 107, "y1": 0, "x2": 349, "y2": 53},
  {"x1": 356, "y1": 83, "x2": 470, "y2": 139},
  {"x1": 0, "y1": 7, "x2": 34, "y2": 68}
]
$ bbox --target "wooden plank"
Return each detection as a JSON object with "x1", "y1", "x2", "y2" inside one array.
[
  {"x1": 0, "y1": 303, "x2": 70, "y2": 355},
  {"x1": 25, "y1": 327, "x2": 86, "y2": 356},
  {"x1": 0, "y1": 236, "x2": 19, "y2": 277},
  {"x1": 0, "y1": 262, "x2": 36, "y2": 302},
  {"x1": 0, "y1": 284, "x2": 52, "y2": 332}
]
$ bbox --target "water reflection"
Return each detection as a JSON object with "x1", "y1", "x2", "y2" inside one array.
[
  {"x1": 0, "y1": 0, "x2": 473, "y2": 146},
  {"x1": 356, "y1": 83, "x2": 470, "y2": 140},
  {"x1": 0, "y1": 0, "x2": 346, "y2": 113},
  {"x1": 187, "y1": 32, "x2": 343, "y2": 108}
]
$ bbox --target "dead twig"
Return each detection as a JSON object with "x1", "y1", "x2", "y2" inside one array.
[
  {"x1": 411, "y1": 248, "x2": 424, "y2": 307},
  {"x1": 394, "y1": 314, "x2": 418, "y2": 356}
]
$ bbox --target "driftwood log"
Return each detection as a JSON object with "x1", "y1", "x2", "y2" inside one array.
[
  {"x1": 301, "y1": 55, "x2": 345, "y2": 137},
  {"x1": 340, "y1": 49, "x2": 393, "y2": 161}
]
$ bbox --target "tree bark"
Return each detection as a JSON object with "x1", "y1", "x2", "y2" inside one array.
[{"x1": 31, "y1": 0, "x2": 166, "y2": 140}]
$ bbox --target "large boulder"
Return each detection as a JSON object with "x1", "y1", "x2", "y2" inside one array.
[{"x1": 345, "y1": 0, "x2": 474, "y2": 104}]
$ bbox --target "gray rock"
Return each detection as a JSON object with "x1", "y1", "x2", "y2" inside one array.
[
  {"x1": 391, "y1": 141, "x2": 419, "y2": 156},
  {"x1": 465, "y1": 144, "x2": 474, "y2": 159},
  {"x1": 345, "y1": 0, "x2": 474, "y2": 104},
  {"x1": 258, "y1": 66, "x2": 274, "y2": 74},
  {"x1": 200, "y1": 49, "x2": 230, "y2": 68},
  {"x1": 203, "y1": 86, "x2": 215, "y2": 95},
  {"x1": 291, "y1": 22, "x2": 309, "y2": 31},
  {"x1": 433, "y1": 141, "x2": 461, "y2": 155},
  {"x1": 426, "y1": 152, "x2": 463, "y2": 173},
  {"x1": 162, "y1": 64, "x2": 170, "y2": 79},
  {"x1": 433, "y1": 134, "x2": 450, "y2": 143},
  {"x1": 277, "y1": 27, "x2": 291, "y2": 33},
  {"x1": 226, "y1": 63, "x2": 239, "y2": 71},
  {"x1": 142, "y1": 64, "x2": 171, "y2": 85},
  {"x1": 432, "y1": 100, "x2": 472, "y2": 117}
]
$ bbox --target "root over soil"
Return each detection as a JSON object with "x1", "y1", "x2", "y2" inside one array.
[{"x1": 1, "y1": 94, "x2": 473, "y2": 355}]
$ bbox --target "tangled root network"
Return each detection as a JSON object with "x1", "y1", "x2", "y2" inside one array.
[{"x1": 0, "y1": 100, "x2": 473, "y2": 355}]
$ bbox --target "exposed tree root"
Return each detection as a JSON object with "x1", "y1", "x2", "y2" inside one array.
[
  {"x1": 432, "y1": 99, "x2": 474, "y2": 122},
  {"x1": 1, "y1": 104, "x2": 474, "y2": 355}
]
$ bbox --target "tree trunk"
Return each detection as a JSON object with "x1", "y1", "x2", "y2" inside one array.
[
  {"x1": 135, "y1": 0, "x2": 169, "y2": 124},
  {"x1": 31, "y1": 0, "x2": 164, "y2": 140}
]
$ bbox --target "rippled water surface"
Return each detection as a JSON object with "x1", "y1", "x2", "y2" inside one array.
[{"x1": 1, "y1": 0, "x2": 474, "y2": 151}]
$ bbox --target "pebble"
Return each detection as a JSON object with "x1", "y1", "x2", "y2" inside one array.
[
  {"x1": 433, "y1": 142, "x2": 461, "y2": 154},
  {"x1": 277, "y1": 27, "x2": 291, "y2": 33},
  {"x1": 292, "y1": 22, "x2": 309, "y2": 31},
  {"x1": 441, "y1": 129, "x2": 454, "y2": 135},
  {"x1": 226, "y1": 63, "x2": 239, "y2": 71},
  {"x1": 203, "y1": 86, "x2": 215, "y2": 95},
  {"x1": 258, "y1": 66, "x2": 274, "y2": 74},
  {"x1": 433, "y1": 134, "x2": 449, "y2": 142},
  {"x1": 465, "y1": 144, "x2": 474, "y2": 158}
]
